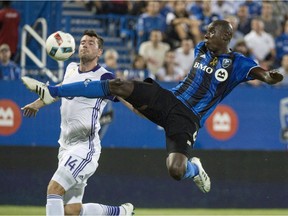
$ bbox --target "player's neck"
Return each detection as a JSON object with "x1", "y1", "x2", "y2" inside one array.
[
  {"x1": 210, "y1": 47, "x2": 231, "y2": 56},
  {"x1": 80, "y1": 60, "x2": 98, "y2": 72}
]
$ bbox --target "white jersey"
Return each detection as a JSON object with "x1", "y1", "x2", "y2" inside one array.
[{"x1": 58, "y1": 62, "x2": 114, "y2": 157}]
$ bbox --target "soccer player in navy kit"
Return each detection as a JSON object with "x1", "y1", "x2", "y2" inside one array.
[{"x1": 22, "y1": 20, "x2": 283, "y2": 193}]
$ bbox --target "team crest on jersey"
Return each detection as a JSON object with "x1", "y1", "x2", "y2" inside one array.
[
  {"x1": 84, "y1": 78, "x2": 92, "y2": 87},
  {"x1": 222, "y1": 59, "x2": 232, "y2": 68},
  {"x1": 215, "y1": 68, "x2": 228, "y2": 82}
]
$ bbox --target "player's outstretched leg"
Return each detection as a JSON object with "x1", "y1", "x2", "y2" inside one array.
[
  {"x1": 21, "y1": 76, "x2": 110, "y2": 103},
  {"x1": 190, "y1": 157, "x2": 211, "y2": 193}
]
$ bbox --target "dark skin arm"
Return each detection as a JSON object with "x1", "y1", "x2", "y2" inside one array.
[{"x1": 249, "y1": 67, "x2": 283, "y2": 85}]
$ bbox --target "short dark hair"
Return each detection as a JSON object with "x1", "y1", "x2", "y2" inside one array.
[
  {"x1": 83, "y1": 30, "x2": 104, "y2": 49},
  {"x1": 213, "y1": 20, "x2": 233, "y2": 41}
]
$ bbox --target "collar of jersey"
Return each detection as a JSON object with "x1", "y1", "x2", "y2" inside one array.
[
  {"x1": 78, "y1": 64, "x2": 101, "y2": 73},
  {"x1": 207, "y1": 50, "x2": 233, "y2": 58}
]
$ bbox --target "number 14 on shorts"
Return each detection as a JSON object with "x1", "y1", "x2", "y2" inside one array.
[{"x1": 64, "y1": 155, "x2": 78, "y2": 171}]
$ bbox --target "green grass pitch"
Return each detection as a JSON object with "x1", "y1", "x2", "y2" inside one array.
[{"x1": 0, "y1": 206, "x2": 288, "y2": 215}]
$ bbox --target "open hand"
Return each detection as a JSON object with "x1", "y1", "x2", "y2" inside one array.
[
  {"x1": 269, "y1": 70, "x2": 284, "y2": 83},
  {"x1": 21, "y1": 105, "x2": 39, "y2": 117},
  {"x1": 21, "y1": 99, "x2": 45, "y2": 117}
]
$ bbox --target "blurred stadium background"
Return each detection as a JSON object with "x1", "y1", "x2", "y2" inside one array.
[{"x1": 0, "y1": 1, "x2": 288, "y2": 214}]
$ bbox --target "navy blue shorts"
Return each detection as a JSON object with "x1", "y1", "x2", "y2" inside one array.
[{"x1": 125, "y1": 78, "x2": 199, "y2": 157}]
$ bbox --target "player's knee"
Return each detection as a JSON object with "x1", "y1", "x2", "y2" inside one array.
[
  {"x1": 47, "y1": 180, "x2": 65, "y2": 195},
  {"x1": 109, "y1": 78, "x2": 133, "y2": 98},
  {"x1": 167, "y1": 164, "x2": 186, "y2": 181},
  {"x1": 109, "y1": 78, "x2": 125, "y2": 92},
  {"x1": 64, "y1": 203, "x2": 81, "y2": 216}
]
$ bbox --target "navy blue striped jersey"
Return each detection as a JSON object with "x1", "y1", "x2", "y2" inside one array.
[{"x1": 171, "y1": 41, "x2": 259, "y2": 127}]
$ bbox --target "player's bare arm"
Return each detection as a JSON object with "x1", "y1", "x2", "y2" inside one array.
[
  {"x1": 21, "y1": 98, "x2": 45, "y2": 117},
  {"x1": 250, "y1": 67, "x2": 283, "y2": 85},
  {"x1": 22, "y1": 82, "x2": 62, "y2": 117}
]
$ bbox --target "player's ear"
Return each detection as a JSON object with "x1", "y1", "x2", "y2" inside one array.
[
  {"x1": 222, "y1": 31, "x2": 232, "y2": 41},
  {"x1": 98, "y1": 48, "x2": 103, "y2": 57}
]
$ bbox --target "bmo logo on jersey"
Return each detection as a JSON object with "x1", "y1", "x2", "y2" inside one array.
[
  {"x1": 206, "y1": 105, "x2": 238, "y2": 140},
  {"x1": 193, "y1": 62, "x2": 228, "y2": 82},
  {"x1": 193, "y1": 62, "x2": 213, "y2": 74},
  {"x1": 0, "y1": 99, "x2": 22, "y2": 136}
]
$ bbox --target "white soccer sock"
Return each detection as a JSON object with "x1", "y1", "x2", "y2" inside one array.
[
  {"x1": 81, "y1": 203, "x2": 126, "y2": 216},
  {"x1": 46, "y1": 194, "x2": 64, "y2": 216}
]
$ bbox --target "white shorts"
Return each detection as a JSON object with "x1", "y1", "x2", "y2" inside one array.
[{"x1": 51, "y1": 146, "x2": 100, "y2": 205}]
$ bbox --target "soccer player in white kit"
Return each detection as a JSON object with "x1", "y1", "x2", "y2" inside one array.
[{"x1": 21, "y1": 30, "x2": 134, "y2": 216}]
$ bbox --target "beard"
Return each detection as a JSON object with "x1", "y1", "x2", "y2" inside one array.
[{"x1": 79, "y1": 52, "x2": 97, "y2": 64}]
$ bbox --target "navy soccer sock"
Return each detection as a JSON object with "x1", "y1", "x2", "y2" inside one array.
[{"x1": 48, "y1": 80, "x2": 110, "y2": 98}]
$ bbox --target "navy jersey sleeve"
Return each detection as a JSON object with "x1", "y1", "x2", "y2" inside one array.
[
  {"x1": 233, "y1": 54, "x2": 259, "y2": 82},
  {"x1": 100, "y1": 72, "x2": 115, "y2": 81},
  {"x1": 100, "y1": 72, "x2": 119, "y2": 102}
]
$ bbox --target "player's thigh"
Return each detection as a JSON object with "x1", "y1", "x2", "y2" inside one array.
[
  {"x1": 165, "y1": 104, "x2": 199, "y2": 158},
  {"x1": 51, "y1": 153, "x2": 99, "y2": 200},
  {"x1": 166, "y1": 132, "x2": 196, "y2": 158}
]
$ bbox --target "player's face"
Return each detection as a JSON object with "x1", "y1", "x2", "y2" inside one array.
[
  {"x1": 79, "y1": 35, "x2": 102, "y2": 62},
  {"x1": 204, "y1": 23, "x2": 225, "y2": 53}
]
